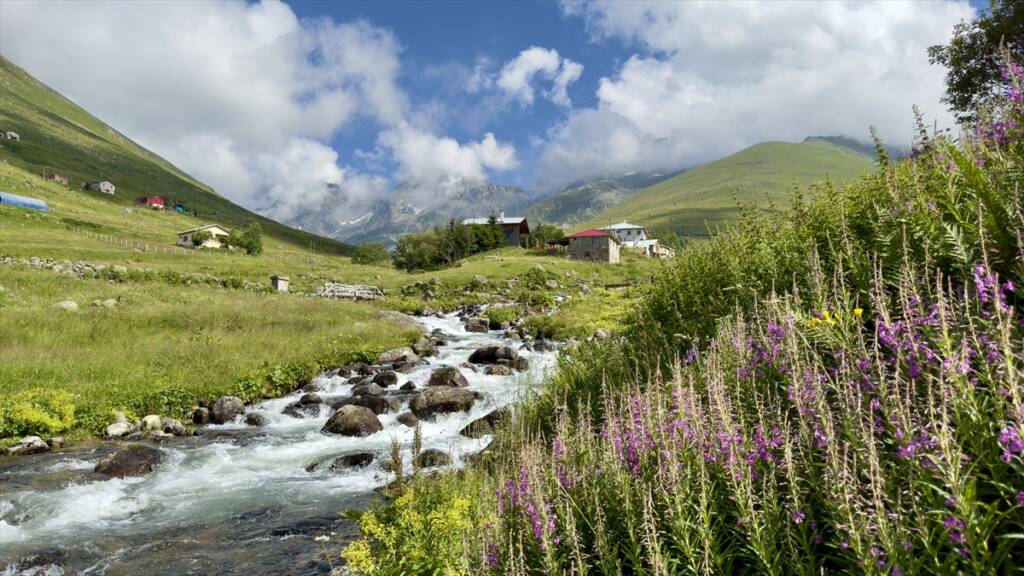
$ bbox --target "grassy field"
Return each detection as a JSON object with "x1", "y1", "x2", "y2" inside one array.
[
  {"x1": 0, "y1": 56, "x2": 353, "y2": 255},
  {"x1": 584, "y1": 138, "x2": 873, "y2": 235}
]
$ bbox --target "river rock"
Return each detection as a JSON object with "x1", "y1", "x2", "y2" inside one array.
[
  {"x1": 105, "y1": 420, "x2": 136, "y2": 438},
  {"x1": 54, "y1": 299, "x2": 78, "y2": 312},
  {"x1": 533, "y1": 339, "x2": 555, "y2": 352},
  {"x1": 397, "y1": 412, "x2": 419, "y2": 428},
  {"x1": 298, "y1": 393, "x2": 322, "y2": 405},
  {"x1": 459, "y1": 418, "x2": 492, "y2": 438},
  {"x1": 464, "y1": 319, "x2": 488, "y2": 333},
  {"x1": 340, "y1": 395, "x2": 396, "y2": 415},
  {"x1": 47, "y1": 436, "x2": 65, "y2": 449},
  {"x1": 322, "y1": 405, "x2": 383, "y2": 437},
  {"x1": 141, "y1": 414, "x2": 163, "y2": 431},
  {"x1": 428, "y1": 366, "x2": 468, "y2": 387},
  {"x1": 486, "y1": 364, "x2": 512, "y2": 376},
  {"x1": 414, "y1": 448, "x2": 452, "y2": 469},
  {"x1": 192, "y1": 407, "x2": 210, "y2": 425},
  {"x1": 245, "y1": 412, "x2": 269, "y2": 427},
  {"x1": 94, "y1": 444, "x2": 164, "y2": 477},
  {"x1": 372, "y1": 371, "x2": 399, "y2": 387},
  {"x1": 468, "y1": 345, "x2": 499, "y2": 363},
  {"x1": 210, "y1": 396, "x2": 245, "y2": 424},
  {"x1": 372, "y1": 310, "x2": 427, "y2": 334},
  {"x1": 412, "y1": 336, "x2": 437, "y2": 357},
  {"x1": 399, "y1": 381, "x2": 416, "y2": 392},
  {"x1": 513, "y1": 357, "x2": 530, "y2": 372},
  {"x1": 377, "y1": 347, "x2": 420, "y2": 365},
  {"x1": 282, "y1": 401, "x2": 322, "y2": 419},
  {"x1": 460, "y1": 362, "x2": 479, "y2": 373},
  {"x1": 410, "y1": 387, "x2": 476, "y2": 420},
  {"x1": 352, "y1": 382, "x2": 384, "y2": 397},
  {"x1": 161, "y1": 417, "x2": 187, "y2": 436},
  {"x1": 333, "y1": 452, "x2": 375, "y2": 469},
  {"x1": 6, "y1": 436, "x2": 50, "y2": 456}
]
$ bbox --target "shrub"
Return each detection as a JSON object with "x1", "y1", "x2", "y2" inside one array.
[
  {"x1": 0, "y1": 389, "x2": 75, "y2": 438},
  {"x1": 191, "y1": 230, "x2": 213, "y2": 247},
  {"x1": 484, "y1": 305, "x2": 520, "y2": 328},
  {"x1": 229, "y1": 223, "x2": 263, "y2": 256}
]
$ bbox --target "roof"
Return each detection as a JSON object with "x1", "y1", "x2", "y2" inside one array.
[
  {"x1": 461, "y1": 217, "x2": 526, "y2": 226},
  {"x1": 178, "y1": 224, "x2": 229, "y2": 236},
  {"x1": 623, "y1": 239, "x2": 659, "y2": 248},
  {"x1": 604, "y1": 221, "x2": 645, "y2": 230},
  {"x1": 569, "y1": 228, "x2": 614, "y2": 239}
]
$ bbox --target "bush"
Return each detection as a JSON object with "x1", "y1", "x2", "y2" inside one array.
[
  {"x1": 191, "y1": 230, "x2": 212, "y2": 247},
  {"x1": 484, "y1": 305, "x2": 520, "y2": 328},
  {"x1": 229, "y1": 223, "x2": 262, "y2": 256},
  {"x1": 0, "y1": 389, "x2": 75, "y2": 438}
]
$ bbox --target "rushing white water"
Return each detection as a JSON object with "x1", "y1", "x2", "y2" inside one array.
[{"x1": 0, "y1": 313, "x2": 557, "y2": 575}]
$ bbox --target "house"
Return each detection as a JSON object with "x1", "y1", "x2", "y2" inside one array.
[
  {"x1": 85, "y1": 181, "x2": 116, "y2": 195},
  {"x1": 0, "y1": 191, "x2": 48, "y2": 212},
  {"x1": 603, "y1": 221, "x2": 647, "y2": 243},
  {"x1": 43, "y1": 173, "x2": 69, "y2": 185},
  {"x1": 623, "y1": 239, "x2": 674, "y2": 259},
  {"x1": 567, "y1": 228, "x2": 620, "y2": 263},
  {"x1": 461, "y1": 212, "x2": 530, "y2": 247},
  {"x1": 4, "y1": 131, "x2": 20, "y2": 141},
  {"x1": 136, "y1": 196, "x2": 164, "y2": 209},
  {"x1": 177, "y1": 224, "x2": 230, "y2": 249},
  {"x1": 174, "y1": 203, "x2": 186, "y2": 214}
]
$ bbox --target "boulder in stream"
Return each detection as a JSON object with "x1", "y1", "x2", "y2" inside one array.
[
  {"x1": 245, "y1": 412, "x2": 269, "y2": 427},
  {"x1": 412, "y1": 336, "x2": 437, "y2": 357},
  {"x1": 6, "y1": 436, "x2": 50, "y2": 456},
  {"x1": 94, "y1": 443, "x2": 164, "y2": 477},
  {"x1": 141, "y1": 414, "x2": 163, "y2": 431},
  {"x1": 340, "y1": 395, "x2": 396, "y2": 415},
  {"x1": 305, "y1": 451, "x2": 376, "y2": 472},
  {"x1": 191, "y1": 406, "x2": 210, "y2": 425},
  {"x1": 210, "y1": 396, "x2": 245, "y2": 424},
  {"x1": 486, "y1": 365, "x2": 512, "y2": 376},
  {"x1": 513, "y1": 357, "x2": 530, "y2": 372},
  {"x1": 410, "y1": 387, "x2": 476, "y2": 420},
  {"x1": 427, "y1": 366, "x2": 468, "y2": 387},
  {"x1": 414, "y1": 448, "x2": 452, "y2": 468},
  {"x1": 468, "y1": 345, "x2": 518, "y2": 364},
  {"x1": 397, "y1": 412, "x2": 419, "y2": 428},
  {"x1": 322, "y1": 405, "x2": 383, "y2": 437},
  {"x1": 161, "y1": 417, "x2": 187, "y2": 436},
  {"x1": 372, "y1": 371, "x2": 399, "y2": 387},
  {"x1": 377, "y1": 347, "x2": 420, "y2": 365}
]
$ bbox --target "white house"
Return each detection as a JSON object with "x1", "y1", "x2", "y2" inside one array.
[
  {"x1": 623, "y1": 239, "x2": 675, "y2": 259},
  {"x1": 177, "y1": 224, "x2": 230, "y2": 249},
  {"x1": 603, "y1": 221, "x2": 647, "y2": 243},
  {"x1": 84, "y1": 181, "x2": 116, "y2": 195}
]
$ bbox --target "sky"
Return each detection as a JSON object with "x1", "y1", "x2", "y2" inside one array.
[{"x1": 0, "y1": 0, "x2": 982, "y2": 224}]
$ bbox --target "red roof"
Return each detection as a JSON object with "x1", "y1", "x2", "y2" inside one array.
[
  {"x1": 568, "y1": 228, "x2": 611, "y2": 238},
  {"x1": 137, "y1": 196, "x2": 164, "y2": 205}
]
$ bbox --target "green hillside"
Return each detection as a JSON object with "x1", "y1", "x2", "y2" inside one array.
[
  {"x1": 584, "y1": 139, "x2": 874, "y2": 235},
  {"x1": 0, "y1": 56, "x2": 352, "y2": 255}
]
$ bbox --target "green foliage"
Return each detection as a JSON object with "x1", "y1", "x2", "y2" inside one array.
[
  {"x1": 352, "y1": 242, "x2": 390, "y2": 265},
  {"x1": 928, "y1": 0, "x2": 1024, "y2": 123},
  {"x1": 529, "y1": 223, "x2": 565, "y2": 246},
  {"x1": 0, "y1": 389, "x2": 75, "y2": 438},
  {"x1": 343, "y1": 477, "x2": 476, "y2": 576},
  {"x1": 484, "y1": 305, "x2": 520, "y2": 328},
  {"x1": 191, "y1": 230, "x2": 212, "y2": 247},
  {"x1": 392, "y1": 218, "x2": 508, "y2": 272},
  {"x1": 229, "y1": 223, "x2": 262, "y2": 256}
]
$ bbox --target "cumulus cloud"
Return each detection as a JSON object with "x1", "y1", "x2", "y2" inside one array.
[
  {"x1": 379, "y1": 123, "x2": 518, "y2": 186},
  {"x1": 539, "y1": 0, "x2": 975, "y2": 191},
  {"x1": 0, "y1": 0, "x2": 520, "y2": 222},
  {"x1": 497, "y1": 46, "x2": 584, "y2": 107}
]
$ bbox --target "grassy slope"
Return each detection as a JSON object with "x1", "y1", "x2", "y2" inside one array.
[
  {"x1": 0, "y1": 55, "x2": 353, "y2": 255},
  {"x1": 585, "y1": 139, "x2": 873, "y2": 235}
]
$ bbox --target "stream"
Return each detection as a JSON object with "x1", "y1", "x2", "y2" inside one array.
[{"x1": 0, "y1": 313, "x2": 558, "y2": 575}]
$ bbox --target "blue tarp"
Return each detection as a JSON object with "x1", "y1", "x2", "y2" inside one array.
[{"x1": 0, "y1": 192, "x2": 49, "y2": 211}]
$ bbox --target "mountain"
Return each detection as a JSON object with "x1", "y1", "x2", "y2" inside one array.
[
  {"x1": 287, "y1": 179, "x2": 534, "y2": 245},
  {"x1": 0, "y1": 56, "x2": 352, "y2": 254},
  {"x1": 524, "y1": 170, "x2": 679, "y2": 227},
  {"x1": 583, "y1": 139, "x2": 874, "y2": 236},
  {"x1": 806, "y1": 135, "x2": 909, "y2": 160}
]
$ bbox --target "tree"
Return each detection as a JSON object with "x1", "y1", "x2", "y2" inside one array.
[
  {"x1": 191, "y1": 230, "x2": 212, "y2": 247},
  {"x1": 530, "y1": 224, "x2": 565, "y2": 247},
  {"x1": 928, "y1": 0, "x2": 1024, "y2": 123},
  {"x1": 229, "y1": 223, "x2": 263, "y2": 256},
  {"x1": 481, "y1": 213, "x2": 505, "y2": 250},
  {"x1": 392, "y1": 230, "x2": 443, "y2": 272},
  {"x1": 351, "y1": 242, "x2": 390, "y2": 265}
]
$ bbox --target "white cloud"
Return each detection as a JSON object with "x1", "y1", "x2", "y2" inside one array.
[
  {"x1": 496, "y1": 46, "x2": 584, "y2": 107},
  {"x1": 0, "y1": 0, "x2": 505, "y2": 222},
  {"x1": 379, "y1": 123, "x2": 518, "y2": 186},
  {"x1": 539, "y1": 0, "x2": 975, "y2": 191}
]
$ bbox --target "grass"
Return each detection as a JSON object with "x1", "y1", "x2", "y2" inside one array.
[
  {"x1": 0, "y1": 265, "x2": 419, "y2": 438},
  {"x1": 0, "y1": 55, "x2": 353, "y2": 255},
  {"x1": 584, "y1": 138, "x2": 873, "y2": 235}
]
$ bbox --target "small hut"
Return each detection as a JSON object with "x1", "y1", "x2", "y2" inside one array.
[
  {"x1": 271, "y1": 275, "x2": 290, "y2": 293},
  {"x1": 567, "y1": 228, "x2": 620, "y2": 263}
]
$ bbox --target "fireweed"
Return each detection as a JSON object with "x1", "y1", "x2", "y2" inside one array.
[{"x1": 343, "y1": 57, "x2": 1024, "y2": 576}]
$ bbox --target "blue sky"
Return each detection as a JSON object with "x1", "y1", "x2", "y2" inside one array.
[{"x1": 0, "y1": 0, "x2": 982, "y2": 222}]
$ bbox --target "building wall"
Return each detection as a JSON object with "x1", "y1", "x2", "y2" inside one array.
[{"x1": 569, "y1": 236, "x2": 619, "y2": 263}]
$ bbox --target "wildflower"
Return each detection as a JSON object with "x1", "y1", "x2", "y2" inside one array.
[
  {"x1": 1016, "y1": 491, "x2": 1024, "y2": 506},
  {"x1": 791, "y1": 509, "x2": 806, "y2": 524},
  {"x1": 485, "y1": 543, "x2": 499, "y2": 566},
  {"x1": 854, "y1": 308, "x2": 863, "y2": 318},
  {"x1": 840, "y1": 539, "x2": 850, "y2": 550},
  {"x1": 998, "y1": 427, "x2": 1023, "y2": 463},
  {"x1": 891, "y1": 567, "x2": 902, "y2": 576},
  {"x1": 944, "y1": 495, "x2": 957, "y2": 508}
]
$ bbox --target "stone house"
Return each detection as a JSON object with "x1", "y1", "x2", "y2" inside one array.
[
  {"x1": 567, "y1": 228, "x2": 620, "y2": 263},
  {"x1": 603, "y1": 221, "x2": 647, "y2": 243},
  {"x1": 177, "y1": 224, "x2": 231, "y2": 249}
]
